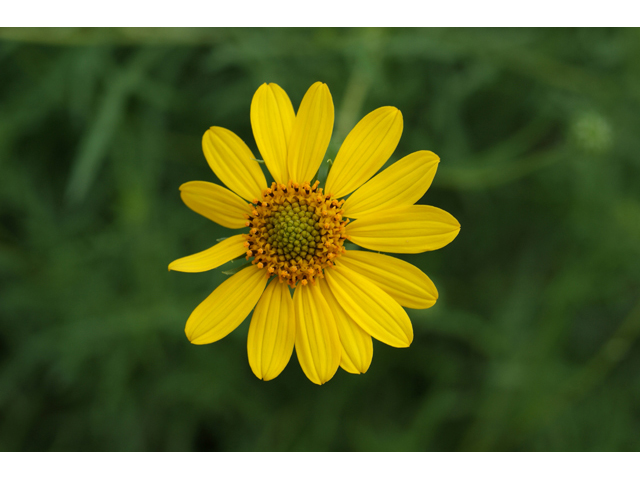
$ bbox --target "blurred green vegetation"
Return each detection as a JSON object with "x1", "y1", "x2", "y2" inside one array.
[{"x1": 1, "y1": 27, "x2": 640, "y2": 451}]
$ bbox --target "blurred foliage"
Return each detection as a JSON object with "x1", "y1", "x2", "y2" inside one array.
[{"x1": 1, "y1": 27, "x2": 640, "y2": 451}]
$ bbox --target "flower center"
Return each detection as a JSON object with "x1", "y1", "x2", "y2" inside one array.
[{"x1": 244, "y1": 180, "x2": 348, "y2": 287}]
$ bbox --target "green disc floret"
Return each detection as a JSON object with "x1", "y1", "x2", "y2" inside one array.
[{"x1": 265, "y1": 199, "x2": 322, "y2": 260}]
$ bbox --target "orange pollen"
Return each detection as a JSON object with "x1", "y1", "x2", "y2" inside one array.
[{"x1": 243, "y1": 180, "x2": 348, "y2": 288}]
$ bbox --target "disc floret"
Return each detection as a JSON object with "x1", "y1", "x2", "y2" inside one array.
[{"x1": 244, "y1": 180, "x2": 348, "y2": 287}]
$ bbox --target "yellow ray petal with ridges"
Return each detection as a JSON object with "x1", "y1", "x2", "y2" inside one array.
[
  {"x1": 251, "y1": 83, "x2": 295, "y2": 185},
  {"x1": 343, "y1": 151, "x2": 439, "y2": 218},
  {"x1": 325, "y1": 106, "x2": 403, "y2": 199},
  {"x1": 179, "y1": 181, "x2": 250, "y2": 229},
  {"x1": 293, "y1": 282, "x2": 341, "y2": 385},
  {"x1": 247, "y1": 280, "x2": 296, "y2": 381},
  {"x1": 287, "y1": 82, "x2": 334, "y2": 184},
  {"x1": 185, "y1": 265, "x2": 268, "y2": 345},
  {"x1": 319, "y1": 279, "x2": 373, "y2": 374},
  {"x1": 202, "y1": 127, "x2": 267, "y2": 202},
  {"x1": 338, "y1": 250, "x2": 438, "y2": 309},
  {"x1": 168, "y1": 235, "x2": 246, "y2": 273},
  {"x1": 325, "y1": 265, "x2": 413, "y2": 348},
  {"x1": 346, "y1": 205, "x2": 461, "y2": 254}
]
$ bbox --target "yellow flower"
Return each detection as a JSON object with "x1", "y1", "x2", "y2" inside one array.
[{"x1": 169, "y1": 82, "x2": 460, "y2": 384}]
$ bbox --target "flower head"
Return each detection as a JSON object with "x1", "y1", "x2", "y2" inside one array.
[{"x1": 169, "y1": 82, "x2": 460, "y2": 384}]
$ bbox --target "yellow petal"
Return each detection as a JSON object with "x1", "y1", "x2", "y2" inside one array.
[
  {"x1": 179, "y1": 181, "x2": 250, "y2": 229},
  {"x1": 293, "y1": 283, "x2": 341, "y2": 385},
  {"x1": 343, "y1": 151, "x2": 439, "y2": 218},
  {"x1": 250, "y1": 83, "x2": 295, "y2": 185},
  {"x1": 338, "y1": 250, "x2": 438, "y2": 309},
  {"x1": 202, "y1": 126, "x2": 267, "y2": 202},
  {"x1": 247, "y1": 280, "x2": 296, "y2": 381},
  {"x1": 287, "y1": 82, "x2": 334, "y2": 184},
  {"x1": 168, "y1": 235, "x2": 246, "y2": 273},
  {"x1": 319, "y1": 279, "x2": 373, "y2": 374},
  {"x1": 185, "y1": 265, "x2": 268, "y2": 345},
  {"x1": 325, "y1": 106, "x2": 403, "y2": 199},
  {"x1": 346, "y1": 205, "x2": 461, "y2": 254},
  {"x1": 325, "y1": 265, "x2": 413, "y2": 348}
]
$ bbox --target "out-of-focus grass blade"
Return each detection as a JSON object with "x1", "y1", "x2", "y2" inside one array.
[{"x1": 65, "y1": 49, "x2": 161, "y2": 205}]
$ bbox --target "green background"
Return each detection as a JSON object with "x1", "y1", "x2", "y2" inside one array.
[{"x1": 1, "y1": 27, "x2": 639, "y2": 451}]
